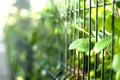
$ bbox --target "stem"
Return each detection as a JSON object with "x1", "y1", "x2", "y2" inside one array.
[{"x1": 71, "y1": 26, "x2": 94, "y2": 38}]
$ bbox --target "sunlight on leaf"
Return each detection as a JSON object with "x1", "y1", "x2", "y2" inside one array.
[
  {"x1": 105, "y1": 15, "x2": 120, "y2": 37},
  {"x1": 69, "y1": 38, "x2": 94, "y2": 52},
  {"x1": 116, "y1": 71, "x2": 120, "y2": 80},
  {"x1": 94, "y1": 36, "x2": 111, "y2": 53},
  {"x1": 112, "y1": 53, "x2": 120, "y2": 72},
  {"x1": 69, "y1": 38, "x2": 88, "y2": 52}
]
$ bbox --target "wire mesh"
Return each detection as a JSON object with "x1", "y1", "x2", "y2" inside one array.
[{"x1": 47, "y1": 0, "x2": 120, "y2": 80}]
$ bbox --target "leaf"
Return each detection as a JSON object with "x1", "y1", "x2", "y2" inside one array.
[
  {"x1": 105, "y1": 15, "x2": 120, "y2": 37},
  {"x1": 116, "y1": 71, "x2": 120, "y2": 80},
  {"x1": 69, "y1": 38, "x2": 94, "y2": 52},
  {"x1": 98, "y1": 17, "x2": 102, "y2": 32},
  {"x1": 71, "y1": 26, "x2": 89, "y2": 36},
  {"x1": 116, "y1": 0, "x2": 120, "y2": 8},
  {"x1": 94, "y1": 36, "x2": 111, "y2": 53},
  {"x1": 116, "y1": 3, "x2": 120, "y2": 8},
  {"x1": 114, "y1": 37, "x2": 120, "y2": 54},
  {"x1": 112, "y1": 53, "x2": 120, "y2": 72},
  {"x1": 98, "y1": 10, "x2": 111, "y2": 32}
]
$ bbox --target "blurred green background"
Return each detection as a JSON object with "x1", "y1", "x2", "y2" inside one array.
[{"x1": 4, "y1": 0, "x2": 66, "y2": 80}]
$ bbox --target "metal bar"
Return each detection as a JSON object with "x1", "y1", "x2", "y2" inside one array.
[
  {"x1": 77, "y1": 0, "x2": 80, "y2": 79},
  {"x1": 82, "y1": 0, "x2": 86, "y2": 79},
  {"x1": 101, "y1": 0, "x2": 106, "y2": 79},
  {"x1": 54, "y1": 0, "x2": 68, "y2": 79},
  {"x1": 65, "y1": 0, "x2": 68, "y2": 71},
  {"x1": 61, "y1": 1, "x2": 72, "y2": 79},
  {"x1": 65, "y1": 1, "x2": 120, "y2": 14},
  {"x1": 94, "y1": 0, "x2": 98, "y2": 79},
  {"x1": 62, "y1": 64, "x2": 88, "y2": 79},
  {"x1": 73, "y1": 0, "x2": 76, "y2": 76},
  {"x1": 110, "y1": 0, "x2": 115, "y2": 79},
  {"x1": 67, "y1": 0, "x2": 71, "y2": 76},
  {"x1": 55, "y1": 61, "x2": 89, "y2": 79},
  {"x1": 88, "y1": 0, "x2": 92, "y2": 80},
  {"x1": 62, "y1": 0, "x2": 71, "y2": 79},
  {"x1": 69, "y1": 0, "x2": 73, "y2": 75},
  {"x1": 64, "y1": 0, "x2": 73, "y2": 79},
  {"x1": 60, "y1": 0, "x2": 63, "y2": 68},
  {"x1": 69, "y1": 0, "x2": 75, "y2": 79}
]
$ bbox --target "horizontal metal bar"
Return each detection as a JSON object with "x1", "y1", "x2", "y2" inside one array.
[
  {"x1": 66, "y1": 1, "x2": 119, "y2": 13},
  {"x1": 61, "y1": 63, "x2": 88, "y2": 79}
]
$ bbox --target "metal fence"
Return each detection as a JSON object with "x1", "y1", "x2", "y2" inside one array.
[{"x1": 47, "y1": 0, "x2": 120, "y2": 80}]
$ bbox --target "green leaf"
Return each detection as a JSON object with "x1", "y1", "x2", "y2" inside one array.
[
  {"x1": 112, "y1": 53, "x2": 120, "y2": 72},
  {"x1": 105, "y1": 15, "x2": 120, "y2": 37},
  {"x1": 98, "y1": 17, "x2": 102, "y2": 32},
  {"x1": 116, "y1": 71, "x2": 120, "y2": 80},
  {"x1": 94, "y1": 36, "x2": 111, "y2": 53},
  {"x1": 69, "y1": 38, "x2": 94, "y2": 52},
  {"x1": 71, "y1": 26, "x2": 89, "y2": 36},
  {"x1": 98, "y1": 10, "x2": 111, "y2": 32},
  {"x1": 116, "y1": 3, "x2": 120, "y2": 8},
  {"x1": 116, "y1": 0, "x2": 120, "y2": 8}
]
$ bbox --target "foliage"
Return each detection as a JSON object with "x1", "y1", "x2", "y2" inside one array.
[
  {"x1": 94, "y1": 36, "x2": 111, "y2": 53},
  {"x1": 69, "y1": 38, "x2": 94, "y2": 52}
]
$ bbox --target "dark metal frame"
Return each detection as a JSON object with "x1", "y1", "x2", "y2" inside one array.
[{"x1": 47, "y1": 0, "x2": 117, "y2": 80}]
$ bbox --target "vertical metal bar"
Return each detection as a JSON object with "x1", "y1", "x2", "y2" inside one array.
[
  {"x1": 78, "y1": 49, "x2": 80, "y2": 78},
  {"x1": 51, "y1": 0, "x2": 54, "y2": 75},
  {"x1": 73, "y1": 0, "x2": 76, "y2": 76},
  {"x1": 94, "y1": 0, "x2": 98, "y2": 79},
  {"x1": 60, "y1": 0, "x2": 63, "y2": 68},
  {"x1": 110, "y1": 0, "x2": 114, "y2": 79},
  {"x1": 57, "y1": 0, "x2": 69, "y2": 79},
  {"x1": 78, "y1": 0, "x2": 80, "y2": 79},
  {"x1": 88, "y1": 0, "x2": 92, "y2": 79},
  {"x1": 101, "y1": 0, "x2": 106, "y2": 79},
  {"x1": 67, "y1": 0, "x2": 70, "y2": 72},
  {"x1": 64, "y1": 0, "x2": 68, "y2": 71},
  {"x1": 82, "y1": 0, "x2": 86, "y2": 79},
  {"x1": 69, "y1": 0, "x2": 72, "y2": 75},
  {"x1": 69, "y1": 0, "x2": 75, "y2": 79},
  {"x1": 64, "y1": 0, "x2": 72, "y2": 79},
  {"x1": 66, "y1": 0, "x2": 68, "y2": 71},
  {"x1": 65, "y1": 0, "x2": 70, "y2": 76}
]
